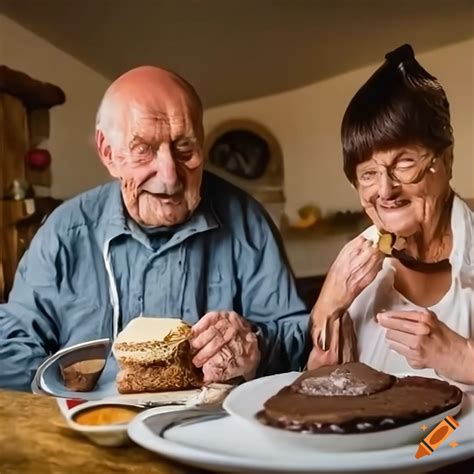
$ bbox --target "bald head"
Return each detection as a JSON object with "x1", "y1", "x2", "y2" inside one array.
[
  {"x1": 95, "y1": 65, "x2": 205, "y2": 228},
  {"x1": 96, "y1": 66, "x2": 203, "y2": 141}
]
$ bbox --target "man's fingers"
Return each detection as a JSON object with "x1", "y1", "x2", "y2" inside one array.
[
  {"x1": 202, "y1": 349, "x2": 240, "y2": 383},
  {"x1": 192, "y1": 328, "x2": 227, "y2": 367},
  {"x1": 190, "y1": 325, "x2": 219, "y2": 352},
  {"x1": 192, "y1": 310, "x2": 244, "y2": 336},
  {"x1": 191, "y1": 320, "x2": 231, "y2": 367},
  {"x1": 192, "y1": 317, "x2": 241, "y2": 366},
  {"x1": 202, "y1": 360, "x2": 226, "y2": 383},
  {"x1": 191, "y1": 317, "x2": 236, "y2": 351},
  {"x1": 191, "y1": 311, "x2": 222, "y2": 335}
]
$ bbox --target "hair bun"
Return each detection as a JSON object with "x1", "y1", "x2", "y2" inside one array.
[{"x1": 385, "y1": 44, "x2": 415, "y2": 64}]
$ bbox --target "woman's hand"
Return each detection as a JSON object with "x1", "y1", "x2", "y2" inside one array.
[
  {"x1": 317, "y1": 235, "x2": 385, "y2": 315},
  {"x1": 307, "y1": 311, "x2": 358, "y2": 370},
  {"x1": 307, "y1": 235, "x2": 384, "y2": 370},
  {"x1": 377, "y1": 309, "x2": 474, "y2": 384}
]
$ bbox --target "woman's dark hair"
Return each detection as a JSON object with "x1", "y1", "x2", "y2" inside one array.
[{"x1": 341, "y1": 44, "x2": 454, "y2": 183}]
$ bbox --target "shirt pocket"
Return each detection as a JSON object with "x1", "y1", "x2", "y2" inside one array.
[{"x1": 207, "y1": 269, "x2": 224, "y2": 309}]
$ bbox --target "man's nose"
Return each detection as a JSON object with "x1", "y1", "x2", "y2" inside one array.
[{"x1": 154, "y1": 144, "x2": 179, "y2": 185}]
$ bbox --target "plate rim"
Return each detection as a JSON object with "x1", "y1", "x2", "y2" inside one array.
[
  {"x1": 127, "y1": 404, "x2": 473, "y2": 473},
  {"x1": 222, "y1": 371, "x2": 465, "y2": 443}
]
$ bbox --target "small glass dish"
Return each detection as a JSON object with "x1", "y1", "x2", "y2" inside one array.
[{"x1": 63, "y1": 400, "x2": 143, "y2": 447}]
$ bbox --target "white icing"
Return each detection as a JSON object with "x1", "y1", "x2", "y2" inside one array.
[
  {"x1": 114, "y1": 317, "x2": 188, "y2": 344},
  {"x1": 297, "y1": 368, "x2": 370, "y2": 396}
]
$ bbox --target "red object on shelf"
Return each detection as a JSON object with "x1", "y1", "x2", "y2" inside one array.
[{"x1": 25, "y1": 148, "x2": 51, "y2": 171}]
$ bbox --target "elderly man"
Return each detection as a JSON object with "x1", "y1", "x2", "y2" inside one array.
[{"x1": 0, "y1": 66, "x2": 308, "y2": 391}]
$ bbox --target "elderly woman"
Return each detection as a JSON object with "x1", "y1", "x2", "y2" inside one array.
[{"x1": 308, "y1": 44, "x2": 473, "y2": 386}]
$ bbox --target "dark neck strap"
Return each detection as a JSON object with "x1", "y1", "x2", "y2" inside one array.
[{"x1": 391, "y1": 249, "x2": 451, "y2": 273}]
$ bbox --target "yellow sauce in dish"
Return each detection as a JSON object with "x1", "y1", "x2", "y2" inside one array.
[{"x1": 73, "y1": 405, "x2": 141, "y2": 426}]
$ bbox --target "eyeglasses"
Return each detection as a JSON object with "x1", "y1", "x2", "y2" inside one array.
[{"x1": 355, "y1": 154, "x2": 437, "y2": 188}]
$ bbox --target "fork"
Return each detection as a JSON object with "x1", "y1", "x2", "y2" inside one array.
[
  {"x1": 136, "y1": 400, "x2": 188, "y2": 408},
  {"x1": 143, "y1": 405, "x2": 229, "y2": 436}
]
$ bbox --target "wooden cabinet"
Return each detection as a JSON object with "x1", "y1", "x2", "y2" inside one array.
[
  {"x1": 0, "y1": 66, "x2": 65, "y2": 301},
  {"x1": 0, "y1": 198, "x2": 61, "y2": 301}
]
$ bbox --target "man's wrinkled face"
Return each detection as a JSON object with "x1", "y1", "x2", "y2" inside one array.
[{"x1": 101, "y1": 99, "x2": 204, "y2": 227}]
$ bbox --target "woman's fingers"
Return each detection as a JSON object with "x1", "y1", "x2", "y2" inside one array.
[
  {"x1": 386, "y1": 328, "x2": 421, "y2": 349},
  {"x1": 378, "y1": 312, "x2": 431, "y2": 336}
]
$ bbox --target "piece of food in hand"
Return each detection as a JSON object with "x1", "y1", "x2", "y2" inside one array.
[
  {"x1": 256, "y1": 362, "x2": 462, "y2": 434},
  {"x1": 361, "y1": 226, "x2": 405, "y2": 255},
  {"x1": 60, "y1": 358, "x2": 106, "y2": 391},
  {"x1": 112, "y1": 317, "x2": 203, "y2": 394}
]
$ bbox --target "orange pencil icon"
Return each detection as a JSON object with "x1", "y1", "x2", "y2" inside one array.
[{"x1": 415, "y1": 416, "x2": 459, "y2": 459}]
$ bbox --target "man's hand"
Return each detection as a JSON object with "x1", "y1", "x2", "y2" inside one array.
[
  {"x1": 190, "y1": 311, "x2": 260, "y2": 383},
  {"x1": 377, "y1": 309, "x2": 474, "y2": 384}
]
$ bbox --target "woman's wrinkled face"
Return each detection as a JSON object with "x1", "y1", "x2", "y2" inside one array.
[
  {"x1": 354, "y1": 145, "x2": 452, "y2": 237},
  {"x1": 101, "y1": 99, "x2": 204, "y2": 227}
]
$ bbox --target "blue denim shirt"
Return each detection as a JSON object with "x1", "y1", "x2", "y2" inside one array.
[{"x1": 0, "y1": 172, "x2": 309, "y2": 390}]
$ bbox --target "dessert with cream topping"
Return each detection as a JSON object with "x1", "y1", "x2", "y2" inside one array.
[{"x1": 112, "y1": 317, "x2": 203, "y2": 394}]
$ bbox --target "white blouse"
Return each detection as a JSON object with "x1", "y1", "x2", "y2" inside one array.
[{"x1": 349, "y1": 196, "x2": 474, "y2": 386}]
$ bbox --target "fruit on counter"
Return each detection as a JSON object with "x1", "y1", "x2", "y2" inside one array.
[{"x1": 289, "y1": 205, "x2": 321, "y2": 229}]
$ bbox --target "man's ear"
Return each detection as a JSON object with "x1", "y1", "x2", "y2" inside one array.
[
  {"x1": 96, "y1": 129, "x2": 111, "y2": 164},
  {"x1": 96, "y1": 129, "x2": 120, "y2": 178}
]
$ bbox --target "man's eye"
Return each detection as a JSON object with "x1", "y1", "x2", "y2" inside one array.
[
  {"x1": 174, "y1": 140, "x2": 195, "y2": 159},
  {"x1": 135, "y1": 144, "x2": 151, "y2": 155}
]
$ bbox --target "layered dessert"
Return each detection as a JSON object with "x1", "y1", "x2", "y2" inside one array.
[
  {"x1": 257, "y1": 363, "x2": 462, "y2": 434},
  {"x1": 112, "y1": 317, "x2": 203, "y2": 394}
]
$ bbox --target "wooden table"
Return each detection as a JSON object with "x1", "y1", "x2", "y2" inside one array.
[
  {"x1": 0, "y1": 390, "x2": 209, "y2": 474},
  {"x1": 0, "y1": 390, "x2": 471, "y2": 474}
]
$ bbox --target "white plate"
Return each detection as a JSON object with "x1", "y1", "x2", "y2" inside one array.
[
  {"x1": 128, "y1": 372, "x2": 473, "y2": 473},
  {"x1": 223, "y1": 372, "x2": 463, "y2": 451},
  {"x1": 34, "y1": 339, "x2": 230, "y2": 406}
]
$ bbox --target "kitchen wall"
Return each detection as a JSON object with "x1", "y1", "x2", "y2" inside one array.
[
  {"x1": 0, "y1": 15, "x2": 110, "y2": 199},
  {"x1": 204, "y1": 39, "x2": 474, "y2": 219},
  {"x1": 1, "y1": 14, "x2": 472, "y2": 220}
]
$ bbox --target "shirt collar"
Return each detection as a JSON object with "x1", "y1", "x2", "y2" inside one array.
[{"x1": 100, "y1": 179, "x2": 220, "y2": 247}]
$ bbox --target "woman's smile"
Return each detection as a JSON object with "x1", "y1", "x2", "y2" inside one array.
[{"x1": 377, "y1": 199, "x2": 411, "y2": 212}]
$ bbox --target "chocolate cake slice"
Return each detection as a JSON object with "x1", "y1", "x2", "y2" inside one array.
[{"x1": 257, "y1": 363, "x2": 462, "y2": 434}]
